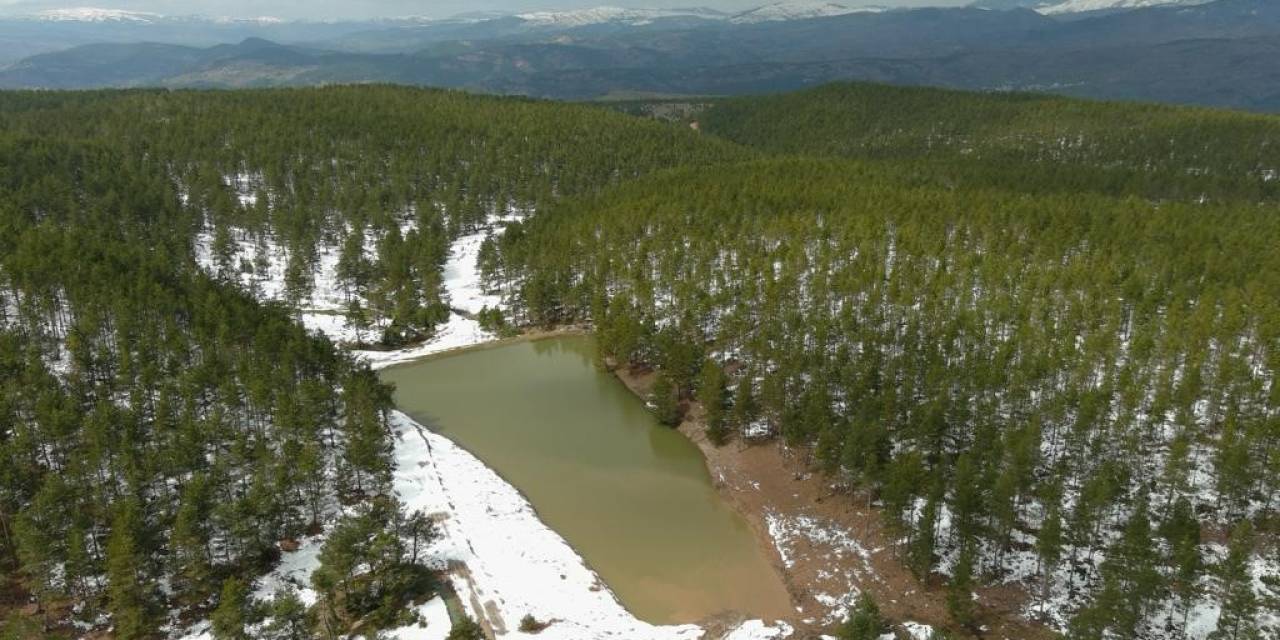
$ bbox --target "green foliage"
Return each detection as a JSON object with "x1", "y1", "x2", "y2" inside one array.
[
  {"x1": 476, "y1": 306, "x2": 516, "y2": 337},
  {"x1": 211, "y1": 578, "x2": 252, "y2": 640},
  {"x1": 649, "y1": 371, "x2": 682, "y2": 427},
  {"x1": 700, "y1": 82, "x2": 1280, "y2": 204},
  {"x1": 496, "y1": 150, "x2": 1280, "y2": 632},
  {"x1": 4, "y1": 80, "x2": 1280, "y2": 639},
  {"x1": 311, "y1": 498, "x2": 436, "y2": 634},
  {"x1": 947, "y1": 545, "x2": 977, "y2": 630},
  {"x1": 697, "y1": 359, "x2": 729, "y2": 446},
  {"x1": 262, "y1": 588, "x2": 311, "y2": 640},
  {"x1": 1212, "y1": 522, "x2": 1258, "y2": 640},
  {"x1": 105, "y1": 499, "x2": 155, "y2": 640},
  {"x1": 837, "y1": 593, "x2": 888, "y2": 640},
  {"x1": 447, "y1": 617, "x2": 485, "y2": 640}
]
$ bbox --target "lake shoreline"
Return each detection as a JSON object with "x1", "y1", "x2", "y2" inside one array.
[
  {"x1": 374, "y1": 326, "x2": 1049, "y2": 639},
  {"x1": 361, "y1": 324, "x2": 592, "y2": 371},
  {"x1": 610, "y1": 364, "x2": 1053, "y2": 640},
  {"x1": 381, "y1": 333, "x2": 796, "y2": 639}
]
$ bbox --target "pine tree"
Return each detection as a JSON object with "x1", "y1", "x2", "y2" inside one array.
[
  {"x1": 697, "y1": 359, "x2": 728, "y2": 445},
  {"x1": 212, "y1": 578, "x2": 251, "y2": 640},
  {"x1": 948, "y1": 544, "x2": 977, "y2": 630},
  {"x1": 262, "y1": 588, "x2": 310, "y2": 640},
  {"x1": 1160, "y1": 497, "x2": 1202, "y2": 632},
  {"x1": 650, "y1": 371, "x2": 681, "y2": 427},
  {"x1": 1211, "y1": 521, "x2": 1257, "y2": 640},
  {"x1": 838, "y1": 594, "x2": 888, "y2": 640},
  {"x1": 1035, "y1": 503, "x2": 1063, "y2": 616},
  {"x1": 105, "y1": 500, "x2": 153, "y2": 640},
  {"x1": 730, "y1": 372, "x2": 758, "y2": 436},
  {"x1": 447, "y1": 617, "x2": 485, "y2": 640}
]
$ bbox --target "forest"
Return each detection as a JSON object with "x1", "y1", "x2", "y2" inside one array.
[
  {"x1": 0, "y1": 82, "x2": 1277, "y2": 639},
  {"x1": 496, "y1": 86, "x2": 1280, "y2": 639},
  {"x1": 0, "y1": 87, "x2": 739, "y2": 638}
]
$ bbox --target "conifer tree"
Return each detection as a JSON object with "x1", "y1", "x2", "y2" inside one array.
[
  {"x1": 697, "y1": 359, "x2": 728, "y2": 445},
  {"x1": 105, "y1": 500, "x2": 153, "y2": 640},
  {"x1": 262, "y1": 588, "x2": 310, "y2": 640},
  {"x1": 730, "y1": 372, "x2": 758, "y2": 436},
  {"x1": 838, "y1": 594, "x2": 888, "y2": 640},
  {"x1": 1212, "y1": 522, "x2": 1257, "y2": 640},
  {"x1": 650, "y1": 371, "x2": 681, "y2": 427},
  {"x1": 948, "y1": 544, "x2": 977, "y2": 630},
  {"x1": 212, "y1": 578, "x2": 251, "y2": 640}
]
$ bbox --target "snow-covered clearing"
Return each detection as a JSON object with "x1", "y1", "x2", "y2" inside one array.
[
  {"x1": 384, "y1": 597, "x2": 452, "y2": 640},
  {"x1": 764, "y1": 511, "x2": 880, "y2": 624},
  {"x1": 355, "y1": 222, "x2": 511, "y2": 369}
]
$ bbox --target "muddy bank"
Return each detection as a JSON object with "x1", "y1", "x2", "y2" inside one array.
[{"x1": 612, "y1": 365, "x2": 1052, "y2": 640}]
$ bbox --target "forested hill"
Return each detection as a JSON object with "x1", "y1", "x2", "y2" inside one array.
[
  {"x1": 695, "y1": 83, "x2": 1280, "y2": 203},
  {"x1": 0, "y1": 86, "x2": 744, "y2": 345},
  {"x1": 2, "y1": 81, "x2": 1279, "y2": 640},
  {"x1": 0, "y1": 86, "x2": 744, "y2": 638},
  {"x1": 494, "y1": 92, "x2": 1280, "y2": 638}
]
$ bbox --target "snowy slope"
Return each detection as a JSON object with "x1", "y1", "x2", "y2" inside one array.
[
  {"x1": 516, "y1": 6, "x2": 724, "y2": 27},
  {"x1": 1036, "y1": 0, "x2": 1210, "y2": 14},
  {"x1": 730, "y1": 1, "x2": 886, "y2": 24},
  {"x1": 34, "y1": 7, "x2": 159, "y2": 22}
]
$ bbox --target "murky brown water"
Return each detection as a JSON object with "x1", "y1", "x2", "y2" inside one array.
[{"x1": 380, "y1": 335, "x2": 793, "y2": 624}]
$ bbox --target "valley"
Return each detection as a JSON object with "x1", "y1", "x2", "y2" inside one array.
[
  {"x1": 1, "y1": 80, "x2": 1277, "y2": 640},
  {"x1": 1, "y1": 0, "x2": 1280, "y2": 110}
]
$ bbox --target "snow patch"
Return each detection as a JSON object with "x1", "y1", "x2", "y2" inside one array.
[
  {"x1": 730, "y1": 1, "x2": 885, "y2": 24},
  {"x1": 390, "y1": 411, "x2": 703, "y2": 639},
  {"x1": 383, "y1": 596, "x2": 452, "y2": 640},
  {"x1": 34, "y1": 7, "x2": 159, "y2": 22},
  {"x1": 1036, "y1": 0, "x2": 1209, "y2": 15},
  {"x1": 516, "y1": 6, "x2": 723, "y2": 27}
]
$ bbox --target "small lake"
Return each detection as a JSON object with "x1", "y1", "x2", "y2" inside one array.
[{"x1": 380, "y1": 335, "x2": 793, "y2": 624}]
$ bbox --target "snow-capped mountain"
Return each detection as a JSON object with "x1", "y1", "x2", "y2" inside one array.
[
  {"x1": 729, "y1": 1, "x2": 886, "y2": 24},
  {"x1": 514, "y1": 6, "x2": 725, "y2": 28},
  {"x1": 1033, "y1": 0, "x2": 1211, "y2": 14},
  {"x1": 506, "y1": 2, "x2": 886, "y2": 28},
  {"x1": 34, "y1": 7, "x2": 159, "y2": 22}
]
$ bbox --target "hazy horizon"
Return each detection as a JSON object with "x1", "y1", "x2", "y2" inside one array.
[{"x1": 0, "y1": 0, "x2": 970, "y2": 20}]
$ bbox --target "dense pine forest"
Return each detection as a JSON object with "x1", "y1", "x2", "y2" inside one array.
[
  {"x1": 496, "y1": 86, "x2": 1280, "y2": 639},
  {"x1": 696, "y1": 84, "x2": 1280, "y2": 204},
  {"x1": 1, "y1": 82, "x2": 1277, "y2": 639},
  {"x1": 0, "y1": 88, "x2": 744, "y2": 346},
  {"x1": 0, "y1": 87, "x2": 740, "y2": 638}
]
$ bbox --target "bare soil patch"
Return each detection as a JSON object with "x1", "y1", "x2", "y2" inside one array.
[{"x1": 614, "y1": 365, "x2": 1052, "y2": 640}]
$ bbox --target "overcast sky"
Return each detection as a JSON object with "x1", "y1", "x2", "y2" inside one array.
[{"x1": 0, "y1": 0, "x2": 969, "y2": 20}]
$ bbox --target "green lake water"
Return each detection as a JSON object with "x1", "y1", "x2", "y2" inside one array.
[{"x1": 379, "y1": 335, "x2": 793, "y2": 624}]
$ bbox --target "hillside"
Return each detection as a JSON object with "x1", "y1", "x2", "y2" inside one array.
[
  {"x1": 695, "y1": 82, "x2": 1280, "y2": 200},
  {"x1": 0, "y1": 86, "x2": 746, "y2": 639},
  {"x1": 0, "y1": 81, "x2": 1277, "y2": 640},
  {"x1": 493, "y1": 86, "x2": 1280, "y2": 639},
  {"x1": 2, "y1": 0, "x2": 1280, "y2": 111}
]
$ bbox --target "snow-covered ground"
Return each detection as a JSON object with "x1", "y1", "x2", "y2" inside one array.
[
  {"x1": 354, "y1": 221, "x2": 511, "y2": 369},
  {"x1": 1035, "y1": 0, "x2": 1209, "y2": 14},
  {"x1": 385, "y1": 597, "x2": 452, "y2": 640},
  {"x1": 729, "y1": 1, "x2": 885, "y2": 24},
  {"x1": 389, "y1": 411, "x2": 704, "y2": 639},
  {"x1": 764, "y1": 511, "x2": 881, "y2": 625}
]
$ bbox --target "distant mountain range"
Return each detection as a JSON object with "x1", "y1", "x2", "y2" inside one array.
[{"x1": 0, "y1": 0, "x2": 1276, "y2": 111}]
